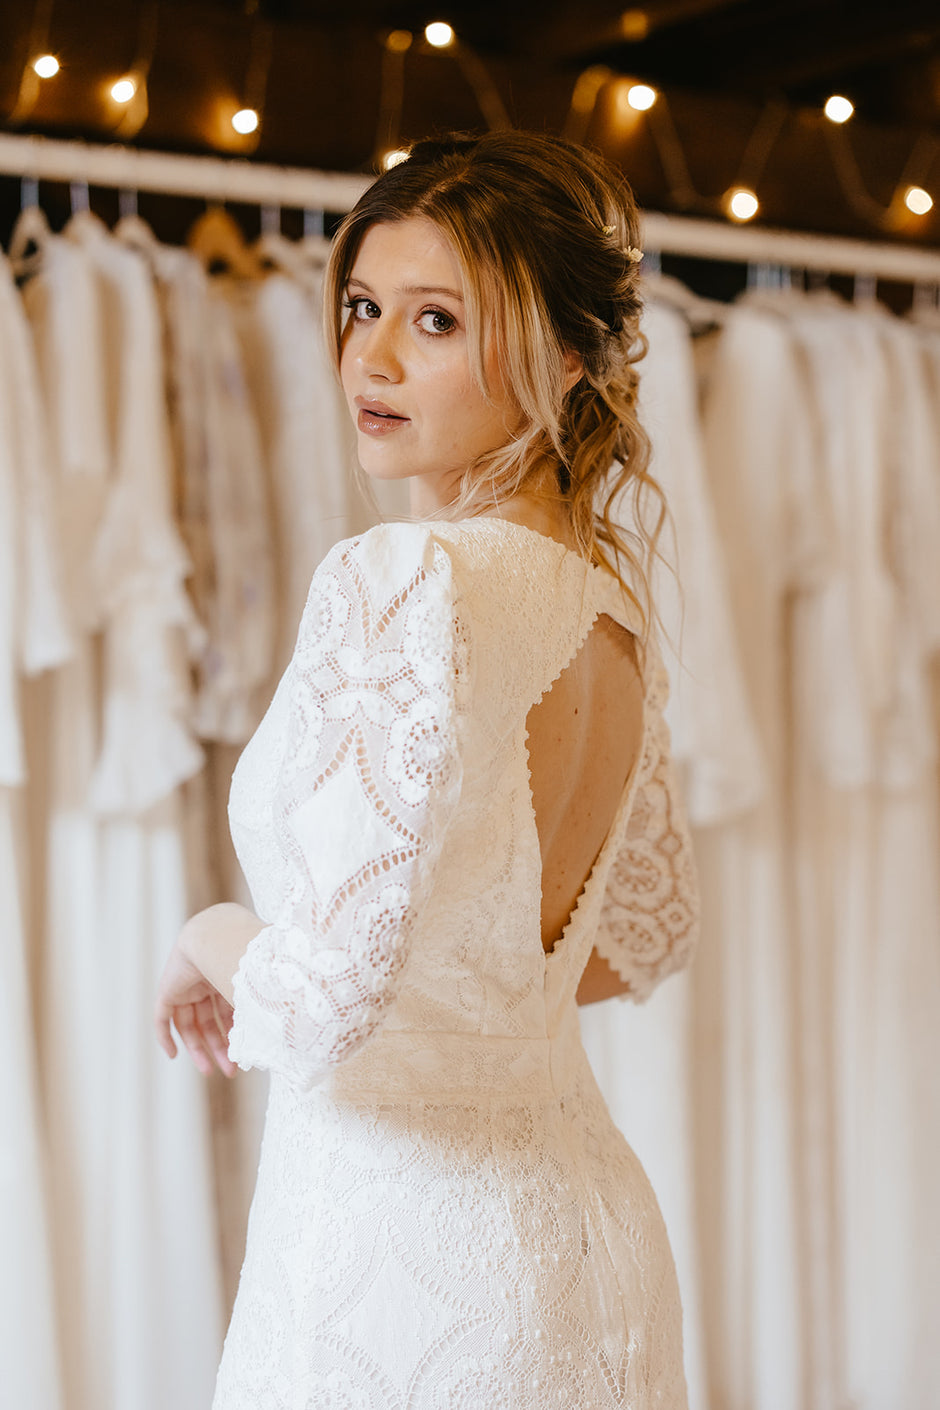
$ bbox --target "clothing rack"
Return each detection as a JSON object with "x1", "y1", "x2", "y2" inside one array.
[
  {"x1": 1, "y1": 131, "x2": 940, "y2": 284},
  {"x1": 0, "y1": 131, "x2": 370, "y2": 213},
  {"x1": 642, "y1": 210, "x2": 940, "y2": 285}
]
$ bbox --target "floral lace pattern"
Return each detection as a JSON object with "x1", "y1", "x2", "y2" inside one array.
[
  {"x1": 220, "y1": 519, "x2": 698, "y2": 1409},
  {"x1": 228, "y1": 526, "x2": 466, "y2": 1091},
  {"x1": 593, "y1": 651, "x2": 699, "y2": 1003}
]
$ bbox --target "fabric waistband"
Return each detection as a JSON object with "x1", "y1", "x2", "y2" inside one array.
[{"x1": 325, "y1": 1025, "x2": 580, "y2": 1101}]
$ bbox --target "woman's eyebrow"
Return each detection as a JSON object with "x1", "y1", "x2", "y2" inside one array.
[{"x1": 347, "y1": 276, "x2": 464, "y2": 301}]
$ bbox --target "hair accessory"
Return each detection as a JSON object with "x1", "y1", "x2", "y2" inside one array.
[{"x1": 601, "y1": 224, "x2": 644, "y2": 263}]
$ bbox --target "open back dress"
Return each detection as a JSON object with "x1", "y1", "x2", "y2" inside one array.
[{"x1": 214, "y1": 516, "x2": 700, "y2": 1409}]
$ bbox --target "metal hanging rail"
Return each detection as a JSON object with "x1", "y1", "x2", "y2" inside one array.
[
  {"x1": 1, "y1": 131, "x2": 939, "y2": 283},
  {"x1": 642, "y1": 209, "x2": 940, "y2": 284},
  {"x1": 0, "y1": 131, "x2": 371, "y2": 211}
]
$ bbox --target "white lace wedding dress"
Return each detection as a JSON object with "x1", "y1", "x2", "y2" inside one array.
[{"x1": 215, "y1": 517, "x2": 699, "y2": 1409}]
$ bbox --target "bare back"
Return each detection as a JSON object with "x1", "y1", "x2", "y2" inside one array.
[{"x1": 525, "y1": 612, "x2": 645, "y2": 955}]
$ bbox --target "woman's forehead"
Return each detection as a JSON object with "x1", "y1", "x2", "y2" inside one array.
[{"x1": 349, "y1": 217, "x2": 464, "y2": 290}]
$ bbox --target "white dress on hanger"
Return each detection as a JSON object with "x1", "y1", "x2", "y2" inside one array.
[
  {"x1": 214, "y1": 518, "x2": 699, "y2": 1409},
  {"x1": 18, "y1": 216, "x2": 224, "y2": 1410},
  {"x1": 0, "y1": 251, "x2": 69, "y2": 1410},
  {"x1": 225, "y1": 270, "x2": 361, "y2": 682},
  {"x1": 843, "y1": 306, "x2": 940, "y2": 1409},
  {"x1": 581, "y1": 291, "x2": 764, "y2": 1410},
  {"x1": 698, "y1": 295, "x2": 831, "y2": 1410}
]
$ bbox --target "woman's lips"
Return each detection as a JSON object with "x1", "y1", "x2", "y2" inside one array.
[{"x1": 357, "y1": 406, "x2": 410, "y2": 436}]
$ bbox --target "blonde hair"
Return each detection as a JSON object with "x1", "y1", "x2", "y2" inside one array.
[{"x1": 324, "y1": 130, "x2": 671, "y2": 646}]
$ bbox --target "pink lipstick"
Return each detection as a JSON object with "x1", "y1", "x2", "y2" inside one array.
[{"x1": 356, "y1": 398, "x2": 410, "y2": 436}]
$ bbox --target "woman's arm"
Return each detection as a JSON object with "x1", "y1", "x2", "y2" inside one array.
[
  {"x1": 180, "y1": 902, "x2": 265, "y2": 1005},
  {"x1": 575, "y1": 947, "x2": 633, "y2": 1005},
  {"x1": 154, "y1": 902, "x2": 266, "y2": 1076}
]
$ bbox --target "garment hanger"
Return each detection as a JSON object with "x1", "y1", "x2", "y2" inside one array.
[
  {"x1": 853, "y1": 271, "x2": 878, "y2": 307},
  {"x1": 187, "y1": 202, "x2": 264, "y2": 278},
  {"x1": 8, "y1": 175, "x2": 52, "y2": 267},
  {"x1": 63, "y1": 179, "x2": 113, "y2": 244},
  {"x1": 69, "y1": 179, "x2": 91, "y2": 214},
  {"x1": 113, "y1": 185, "x2": 162, "y2": 254},
  {"x1": 118, "y1": 186, "x2": 139, "y2": 222},
  {"x1": 643, "y1": 268, "x2": 727, "y2": 332},
  {"x1": 909, "y1": 281, "x2": 940, "y2": 328},
  {"x1": 253, "y1": 202, "x2": 304, "y2": 275},
  {"x1": 299, "y1": 207, "x2": 332, "y2": 268},
  {"x1": 115, "y1": 210, "x2": 161, "y2": 254},
  {"x1": 639, "y1": 248, "x2": 662, "y2": 279}
]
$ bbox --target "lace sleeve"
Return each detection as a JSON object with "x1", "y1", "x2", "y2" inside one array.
[
  {"x1": 227, "y1": 526, "x2": 467, "y2": 1091},
  {"x1": 593, "y1": 643, "x2": 700, "y2": 1003}
]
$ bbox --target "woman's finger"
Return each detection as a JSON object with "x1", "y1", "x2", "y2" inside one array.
[
  {"x1": 174, "y1": 1002, "x2": 214, "y2": 1076},
  {"x1": 210, "y1": 991, "x2": 235, "y2": 1038},
  {"x1": 195, "y1": 995, "x2": 236, "y2": 1076},
  {"x1": 154, "y1": 999, "x2": 179, "y2": 1060}
]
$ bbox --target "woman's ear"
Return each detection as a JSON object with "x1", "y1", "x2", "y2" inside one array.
[{"x1": 562, "y1": 347, "x2": 583, "y2": 393}]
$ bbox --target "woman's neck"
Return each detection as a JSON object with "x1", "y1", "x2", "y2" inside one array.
[{"x1": 408, "y1": 460, "x2": 575, "y2": 549}]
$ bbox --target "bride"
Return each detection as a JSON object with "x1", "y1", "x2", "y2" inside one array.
[{"x1": 155, "y1": 129, "x2": 698, "y2": 1409}]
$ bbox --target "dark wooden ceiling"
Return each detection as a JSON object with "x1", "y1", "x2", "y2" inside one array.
[{"x1": 0, "y1": 0, "x2": 938, "y2": 250}]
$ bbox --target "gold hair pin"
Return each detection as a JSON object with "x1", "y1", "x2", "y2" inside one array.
[{"x1": 601, "y1": 225, "x2": 644, "y2": 262}]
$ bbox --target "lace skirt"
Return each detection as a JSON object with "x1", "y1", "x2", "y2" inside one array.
[{"x1": 212, "y1": 1032, "x2": 688, "y2": 1410}]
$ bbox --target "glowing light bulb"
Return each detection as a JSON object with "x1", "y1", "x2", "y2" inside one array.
[
  {"x1": 725, "y1": 187, "x2": 759, "y2": 222},
  {"x1": 627, "y1": 83, "x2": 657, "y2": 111},
  {"x1": 110, "y1": 76, "x2": 137, "y2": 103},
  {"x1": 824, "y1": 94, "x2": 854, "y2": 124},
  {"x1": 385, "y1": 29, "x2": 412, "y2": 53},
  {"x1": 33, "y1": 54, "x2": 59, "y2": 78},
  {"x1": 620, "y1": 9, "x2": 650, "y2": 41},
  {"x1": 232, "y1": 107, "x2": 259, "y2": 135},
  {"x1": 904, "y1": 185, "x2": 933, "y2": 215},
  {"x1": 381, "y1": 148, "x2": 410, "y2": 171},
  {"x1": 425, "y1": 21, "x2": 455, "y2": 48}
]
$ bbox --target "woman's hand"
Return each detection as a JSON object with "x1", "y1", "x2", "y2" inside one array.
[
  {"x1": 154, "y1": 921, "x2": 237, "y2": 1078},
  {"x1": 155, "y1": 902, "x2": 267, "y2": 1077}
]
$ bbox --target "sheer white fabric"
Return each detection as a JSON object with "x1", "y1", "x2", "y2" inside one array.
[
  {"x1": 217, "y1": 518, "x2": 698, "y2": 1408},
  {"x1": 16, "y1": 217, "x2": 225, "y2": 1410}
]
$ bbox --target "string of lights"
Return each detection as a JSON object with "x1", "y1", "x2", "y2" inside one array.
[{"x1": 3, "y1": 12, "x2": 937, "y2": 235}]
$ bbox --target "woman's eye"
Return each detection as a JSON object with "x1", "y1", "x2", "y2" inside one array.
[
  {"x1": 345, "y1": 297, "x2": 380, "y2": 320},
  {"x1": 418, "y1": 308, "x2": 456, "y2": 335}
]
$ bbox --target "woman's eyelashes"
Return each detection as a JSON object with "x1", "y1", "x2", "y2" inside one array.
[
  {"x1": 417, "y1": 307, "x2": 457, "y2": 335},
  {"x1": 343, "y1": 296, "x2": 380, "y2": 321},
  {"x1": 343, "y1": 294, "x2": 457, "y2": 337}
]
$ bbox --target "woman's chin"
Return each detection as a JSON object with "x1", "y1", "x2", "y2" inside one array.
[{"x1": 357, "y1": 459, "x2": 413, "y2": 483}]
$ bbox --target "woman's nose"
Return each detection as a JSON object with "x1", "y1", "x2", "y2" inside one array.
[{"x1": 356, "y1": 316, "x2": 403, "y2": 381}]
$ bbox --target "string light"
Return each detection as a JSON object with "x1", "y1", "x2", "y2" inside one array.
[
  {"x1": 724, "y1": 186, "x2": 760, "y2": 221},
  {"x1": 824, "y1": 95, "x2": 854, "y2": 124},
  {"x1": 110, "y1": 76, "x2": 137, "y2": 103},
  {"x1": 381, "y1": 148, "x2": 410, "y2": 170},
  {"x1": 627, "y1": 83, "x2": 657, "y2": 111},
  {"x1": 904, "y1": 185, "x2": 933, "y2": 215},
  {"x1": 620, "y1": 9, "x2": 650, "y2": 41},
  {"x1": 32, "y1": 54, "x2": 59, "y2": 78},
  {"x1": 384, "y1": 29, "x2": 412, "y2": 53},
  {"x1": 425, "y1": 21, "x2": 455, "y2": 48},
  {"x1": 232, "y1": 107, "x2": 259, "y2": 135}
]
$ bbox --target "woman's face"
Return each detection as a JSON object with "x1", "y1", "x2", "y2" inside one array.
[{"x1": 339, "y1": 216, "x2": 522, "y2": 513}]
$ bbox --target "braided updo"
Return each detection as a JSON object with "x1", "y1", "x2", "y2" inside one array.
[{"x1": 324, "y1": 130, "x2": 669, "y2": 643}]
